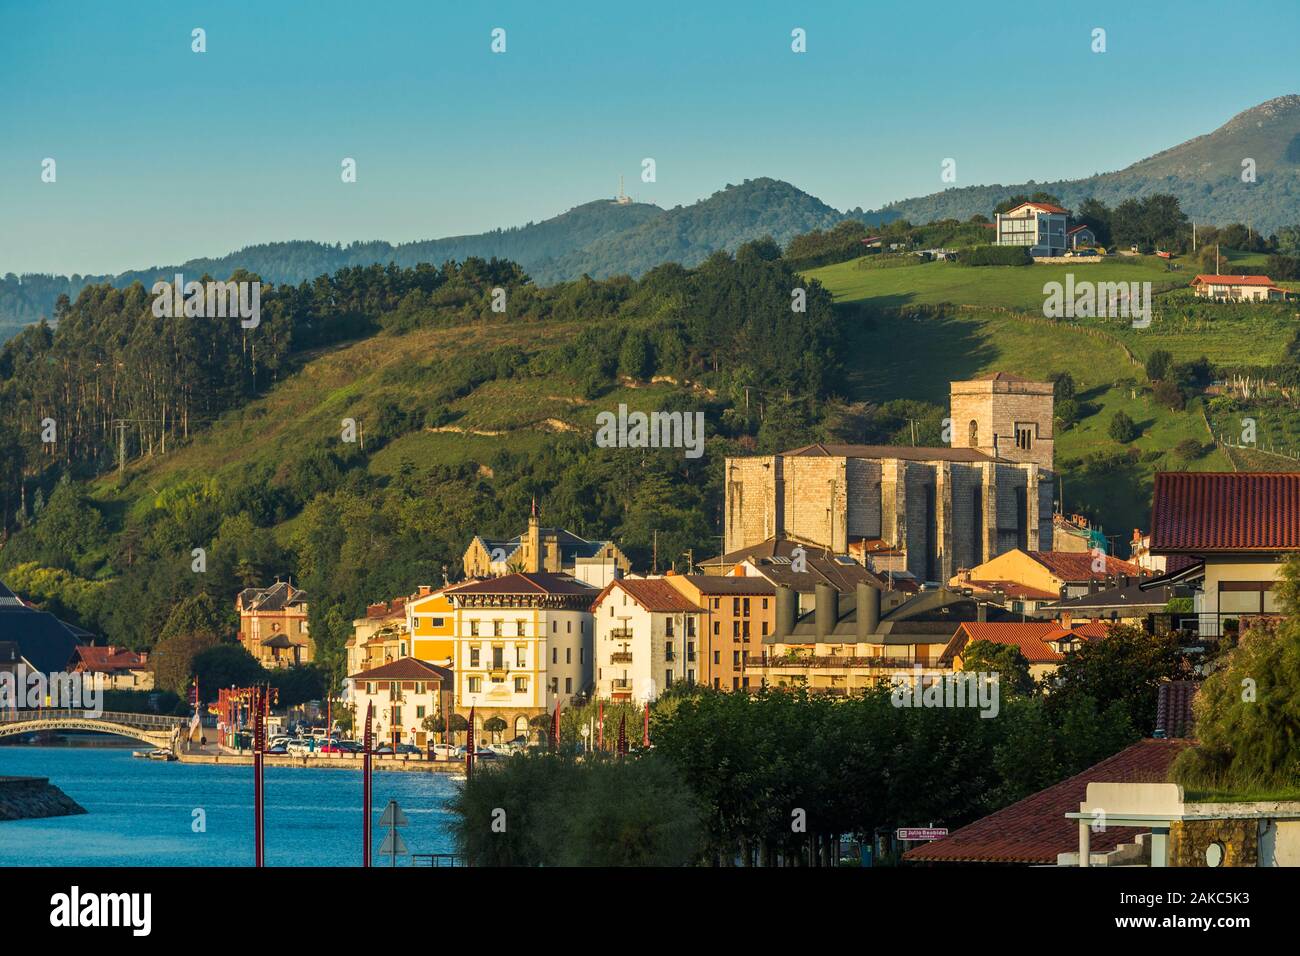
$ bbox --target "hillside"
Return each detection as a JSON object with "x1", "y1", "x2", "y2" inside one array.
[
  {"x1": 873, "y1": 96, "x2": 1300, "y2": 233},
  {"x1": 0, "y1": 179, "x2": 862, "y2": 339},
  {"x1": 805, "y1": 253, "x2": 1300, "y2": 537}
]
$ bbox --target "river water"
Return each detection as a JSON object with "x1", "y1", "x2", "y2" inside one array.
[{"x1": 0, "y1": 744, "x2": 460, "y2": 866}]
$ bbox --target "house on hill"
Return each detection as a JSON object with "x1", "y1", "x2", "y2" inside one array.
[
  {"x1": 994, "y1": 201, "x2": 1069, "y2": 257},
  {"x1": 1067, "y1": 224, "x2": 1096, "y2": 249},
  {"x1": 1190, "y1": 274, "x2": 1294, "y2": 302},
  {"x1": 236, "y1": 581, "x2": 311, "y2": 668},
  {"x1": 0, "y1": 580, "x2": 87, "y2": 677}
]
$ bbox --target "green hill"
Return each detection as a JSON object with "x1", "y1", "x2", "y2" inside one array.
[{"x1": 872, "y1": 96, "x2": 1300, "y2": 235}]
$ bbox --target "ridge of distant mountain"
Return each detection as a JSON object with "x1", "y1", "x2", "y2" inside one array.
[
  {"x1": 1, "y1": 178, "x2": 881, "y2": 338},
  {"x1": 871, "y1": 95, "x2": 1300, "y2": 231}
]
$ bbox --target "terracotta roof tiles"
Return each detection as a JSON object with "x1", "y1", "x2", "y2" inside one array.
[{"x1": 1150, "y1": 472, "x2": 1300, "y2": 552}]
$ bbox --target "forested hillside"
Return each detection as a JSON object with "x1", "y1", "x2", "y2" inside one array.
[{"x1": 0, "y1": 239, "x2": 851, "y2": 690}]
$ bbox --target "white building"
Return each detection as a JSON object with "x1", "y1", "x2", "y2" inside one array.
[
  {"x1": 591, "y1": 578, "x2": 703, "y2": 704},
  {"x1": 995, "y1": 201, "x2": 1069, "y2": 257},
  {"x1": 445, "y1": 572, "x2": 597, "y2": 742},
  {"x1": 347, "y1": 657, "x2": 452, "y2": 749}
]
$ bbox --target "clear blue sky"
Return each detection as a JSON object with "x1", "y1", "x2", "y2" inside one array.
[{"x1": 2, "y1": 0, "x2": 1299, "y2": 276}]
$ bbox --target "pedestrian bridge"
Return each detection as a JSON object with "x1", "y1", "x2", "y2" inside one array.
[{"x1": 0, "y1": 709, "x2": 188, "y2": 751}]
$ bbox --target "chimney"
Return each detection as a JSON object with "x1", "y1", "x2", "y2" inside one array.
[
  {"x1": 774, "y1": 585, "x2": 797, "y2": 640},
  {"x1": 976, "y1": 602, "x2": 987, "y2": 623},
  {"x1": 856, "y1": 582, "x2": 880, "y2": 642},
  {"x1": 814, "y1": 583, "x2": 837, "y2": 641},
  {"x1": 1060, "y1": 610, "x2": 1073, "y2": 629}
]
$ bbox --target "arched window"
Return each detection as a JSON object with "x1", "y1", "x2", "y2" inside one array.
[
  {"x1": 968, "y1": 420, "x2": 979, "y2": 446},
  {"x1": 514, "y1": 715, "x2": 529, "y2": 740}
]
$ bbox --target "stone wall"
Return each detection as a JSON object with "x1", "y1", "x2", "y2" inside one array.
[
  {"x1": 1169, "y1": 818, "x2": 1259, "y2": 867},
  {"x1": 0, "y1": 776, "x2": 86, "y2": 822}
]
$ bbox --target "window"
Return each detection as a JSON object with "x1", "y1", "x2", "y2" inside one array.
[
  {"x1": 392, "y1": 707, "x2": 402, "y2": 725},
  {"x1": 686, "y1": 618, "x2": 696, "y2": 637},
  {"x1": 687, "y1": 669, "x2": 695, "y2": 684},
  {"x1": 713, "y1": 678, "x2": 720, "y2": 689},
  {"x1": 732, "y1": 598, "x2": 740, "y2": 615},
  {"x1": 579, "y1": 648, "x2": 585, "y2": 664},
  {"x1": 567, "y1": 620, "x2": 572, "y2": 634},
  {"x1": 468, "y1": 677, "x2": 482, "y2": 693},
  {"x1": 761, "y1": 599, "x2": 768, "y2": 610},
  {"x1": 552, "y1": 647, "x2": 557, "y2": 664},
  {"x1": 552, "y1": 620, "x2": 557, "y2": 632},
  {"x1": 514, "y1": 677, "x2": 528, "y2": 693},
  {"x1": 968, "y1": 420, "x2": 978, "y2": 446},
  {"x1": 366, "y1": 682, "x2": 374, "y2": 695},
  {"x1": 665, "y1": 618, "x2": 674, "y2": 637},
  {"x1": 665, "y1": 670, "x2": 673, "y2": 688},
  {"x1": 732, "y1": 677, "x2": 739, "y2": 690},
  {"x1": 687, "y1": 642, "x2": 695, "y2": 662},
  {"x1": 469, "y1": 647, "x2": 480, "y2": 667},
  {"x1": 713, "y1": 650, "x2": 720, "y2": 665},
  {"x1": 492, "y1": 646, "x2": 504, "y2": 669},
  {"x1": 742, "y1": 621, "x2": 750, "y2": 638},
  {"x1": 430, "y1": 617, "x2": 444, "y2": 627},
  {"x1": 733, "y1": 650, "x2": 741, "y2": 666},
  {"x1": 665, "y1": 641, "x2": 674, "y2": 661},
  {"x1": 566, "y1": 647, "x2": 572, "y2": 664},
  {"x1": 732, "y1": 621, "x2": 740, "y2": 637},
  {"x1": 565, "y1": 677, "x2": 573, "y2": 693},
  {"x1": 516, "y1": 645, "x2": 526, "y2": 667},
  {"x1": 516, "y1": 620, "x2": 527, "y2": 637},
  {"x1": 1015, "y1": 423, "x2": 1034, "y2": 450},
  {"x1": 713, "y1": 621, "x2": 720, "y2": 636},
  {"x1": 742, "y1": 598, "x2": 750, "y2": 616},
  {"x1": 470, "y1": 620, "x2": 479, "y2": 637},
  {"x1": 493, "y1": 620, "x2": 503, "y2": 637},
  {"x1": 416, "y1": 706, "x2": 426, "y2": 719},
  {"x1": 761, "y1": 621, "x2": 769, "y2": 636}
]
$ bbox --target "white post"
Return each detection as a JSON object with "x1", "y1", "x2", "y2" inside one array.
[
  {"x1": 1078, "y1": 819, "x2": 1091, "y2": 867},
  {"x1": 1150, "y1": 828, "x2": 1169, "y2": 867}
]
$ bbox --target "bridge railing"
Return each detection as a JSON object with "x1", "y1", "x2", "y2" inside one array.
[{"x1": 0, "y1": 709, "x2": 188, "y2": 730}]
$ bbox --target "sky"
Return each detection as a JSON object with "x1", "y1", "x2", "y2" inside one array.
[{"x1": 3, "y1": 0, "x2": 1300, "y2": 276}]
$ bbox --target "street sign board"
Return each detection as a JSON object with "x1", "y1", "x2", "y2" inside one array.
[
  {"x1": 379, "y1": 830, "x2": 409, "y2": 856},
  {"x1": 379, "y1": 800, "x2": 409, "y2": 828},
  {"x1": 896, "y1": 827, "x2": 948, "y2": 841}
]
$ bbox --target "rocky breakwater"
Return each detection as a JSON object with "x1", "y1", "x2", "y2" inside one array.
[{"x1": 0, "y1": 775, "x2": 87, "y2": 821}]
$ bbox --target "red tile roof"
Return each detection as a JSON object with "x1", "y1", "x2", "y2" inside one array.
[
  {"x1": 447, "y1": 572, "x2": 597, "y2": 596},
  {"x1": 1191, "y1": 274, "x2": 1274, "y2": 286},
  {"x1": 1009, "y1": 201, "x2": 1069, "y2": 214},
  {"x1": 72, "y1": 645, "x2": 149, "y2": 672},
  {"x1": 1066, "y1": 224, "x2": 1092, "y2": 235},
  {"x1": 965, "y1": 580, "x2": 1059, "y2": 601},
  {"x1": 904, "y1": 739, "x2": 1191, "y2": 864},
  {"x1": 593, "y1": 578, "x2": 702, "y2": 614},
  {"x1": 1156, "y1": 681, "x2": 1198, "y2": 739},
  {"x1": 348, "y1": 657, "x2": 452, "y2": 682},
  {"x1": 1150, "y1": 472, "x2": 1300, "y2": 552},
  {"x1": 941, "y1": 621, "x2": 1109, "y2": 665},
  {"x1": 1027, "y1": 550, "x2": 1142, "y2": 581}
]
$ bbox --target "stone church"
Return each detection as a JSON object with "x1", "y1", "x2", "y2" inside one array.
[{"x1": 724, "y1": 373, "x2": 1056, "y2": 584}]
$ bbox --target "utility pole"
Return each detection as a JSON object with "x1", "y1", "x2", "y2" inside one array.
[
  {"x1": 115, "y1": 420, "x2": 127, "y2": 480},
  {"x1": 652, "y1": 530, "x2": 658, "y2": 574}
]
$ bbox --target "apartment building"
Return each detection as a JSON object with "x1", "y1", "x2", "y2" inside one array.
[
  {"x1": 590, "y1": 577, "x2": 703, "y2": 703},
  {"x1": 446, "y1": 572, "x2": 597, "y2": 741},
  {"x1": 665, "y1": 574, "x2": 775, "y2": 691}
]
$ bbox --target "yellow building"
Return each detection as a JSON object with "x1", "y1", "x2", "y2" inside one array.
[
  {"x1": 951, "y1": 548, "x2": 1144, "y2": 603},
  {"x1": 406, "y1": 585, "x2": 456, "y2": 665}
]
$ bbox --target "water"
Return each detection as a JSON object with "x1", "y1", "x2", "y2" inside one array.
[{"x1": 0, "y1": 745, "x2": 461, "y2": 866}]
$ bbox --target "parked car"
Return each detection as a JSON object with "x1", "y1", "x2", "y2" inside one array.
[
  {"x1": 336, "y1": 740, "x2": 361, "y2": 753},
  {"x1": 317, "y1": 742, "x2": 348, "y2": 753},
  {"x1": 430, "y1": 743, "x2": 459, "y2": 760},
  {"x1": 373, "y1": 744, "x2": 395, "y2": 754},
  {"x1": 395, "y1": 743, "x2": 421, "y2": 755},
  {"x1": 286, "y1": 739, "x2": 314, "y2": 756},
  {"x1": 265, "y1": 743, "x2": 289, "y2": 755}
]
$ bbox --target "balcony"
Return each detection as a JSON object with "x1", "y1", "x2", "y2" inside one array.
[
  {"x1": 610, "y1": 678, "x2": 632, "y2": 689},
  {"x1": 609, "y1": 628, "x2": 633, "y2": 639},
  {"x1": 745, "y1": 652, "x2": 945, "y2": 670},
  {"x1": 610, "y1": 651, "x2": 633, "y2": 664}
]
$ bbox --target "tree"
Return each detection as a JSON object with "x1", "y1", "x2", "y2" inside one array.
[
  {"x1": 151, "y1": 631, "x2": 223, "y2": 697},
  {"x1": 1046, "y1": 625, "x2": 1189, "y2": 736},
  {"x1": 1108, "y1": 410, "x2": 1139, "y2": 443},
  {"x1": 192, "y1": 643, "x2": 266, "y2": 696},
  {"x1": 484, "y1": 715, "x2": 508, "y2": 742},
  {"x1": 1145, "y1": 349, "x2": 1173, "y2": 382},
  {"x1": 1173, "y1": 555, "x2": 1300, "y2": 793},
  {"x1": 958, "y1": 639, "x2": 1036, "y2": 696}
]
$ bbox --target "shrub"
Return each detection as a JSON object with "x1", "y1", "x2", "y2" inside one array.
[
  {"x1": 1108, "y1": 410, "x2": 1139, "y2": 443},
  {"x1": 959, "y1": 245, "x2": 1033, "y2": 267}
]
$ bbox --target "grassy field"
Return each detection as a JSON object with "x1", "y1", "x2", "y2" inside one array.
[{"x1": 803, "y1": 256, "x2": 1180, "y2": 311}]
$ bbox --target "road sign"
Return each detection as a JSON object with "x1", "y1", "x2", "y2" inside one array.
[
  {"x1": 896, "y1": 827, "x2": 948, "y2": 841},
  {"x1": 379, "y1": 800, "x2": 409, "y2": 828},
  {"x1": 379, "y1": 830, "x2": 409, "y2": 857}
]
